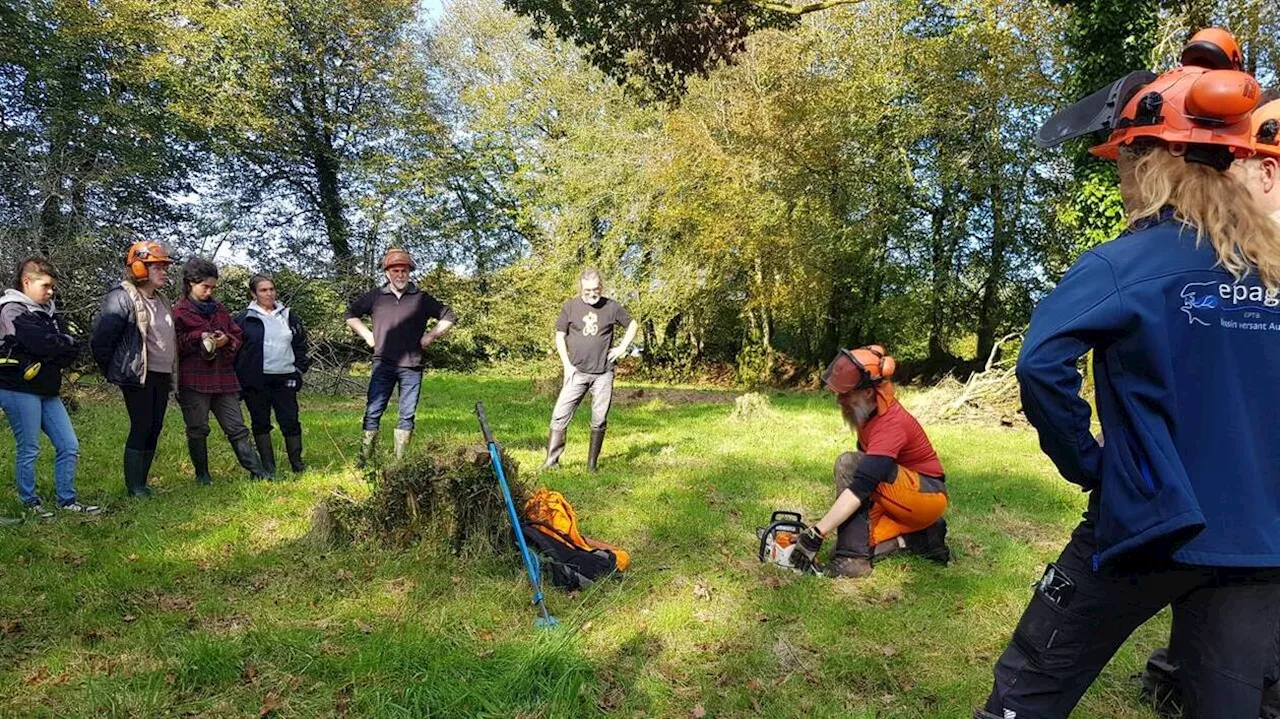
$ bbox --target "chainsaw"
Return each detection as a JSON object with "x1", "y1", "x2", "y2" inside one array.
[{"x1": 756, "y1": 510, "x2": 822, "y2": 575}]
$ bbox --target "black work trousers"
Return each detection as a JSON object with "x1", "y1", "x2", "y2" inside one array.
[
  {"x1": 242, "y1": 374, "x2": 302, "y2": 437},
  {"x1": 121, "y1": 372, "x2": 171, "y2": 451},
  {"x1": 982, "y1": 501, "x2": 1280, "y2": 719}
]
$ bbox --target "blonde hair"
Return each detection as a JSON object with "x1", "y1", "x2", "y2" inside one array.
[{"x1": 1123, "y1": 144, "x2": 1280, "y2": 289}]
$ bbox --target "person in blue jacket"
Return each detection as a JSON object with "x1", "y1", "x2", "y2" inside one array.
[
  {"x1": 1138, "y1": 89, "x2": 1280, "y2": 719},
  {"x1": 977, "y1": 30, "x2": 1280, "y2": 719},
  {"x1": 0, "y1": 258, "x2": 100, "y2": 519}
]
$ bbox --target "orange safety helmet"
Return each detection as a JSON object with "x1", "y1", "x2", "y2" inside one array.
[
  {"x1": 821, "y1": 345, "x2": 897, "y2": 394},
  {"x1": 125, "y1": 241, "x2": 173, "y2": 280},
  {"x1": 381, "y1": 248, "x2": 415, "y2": 272},
  {"x1": 1251, "y1": 97, "x2": 1280, "y2": 159},
  {"x1": 1037, "y1": 28, "x2": 1260, "y2": 171},
  {"x1": 1088, "y1": 65, "x2": 1260, "y2": 165}
]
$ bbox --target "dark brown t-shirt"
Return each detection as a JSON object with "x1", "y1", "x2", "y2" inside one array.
[
  {"x1": 346, "y1": 283, "x2": 457, "y2": 369},
  {"x1": 555, "y1": 297, "x2": 632, "y2": 374}
]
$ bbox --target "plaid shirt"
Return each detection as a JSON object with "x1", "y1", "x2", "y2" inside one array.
[{"x1": 172, "y1": 298, "x2": 243, "y2": 394}]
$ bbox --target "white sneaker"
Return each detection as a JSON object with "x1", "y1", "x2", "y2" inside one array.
[
  {"x1": 60, "y1": 502, "x2": 102, "y2": 515},
  {"x1": 25, "y1": 503, "x2": 54, "y2": 521}
]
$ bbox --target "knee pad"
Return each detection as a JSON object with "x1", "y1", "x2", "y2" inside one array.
[{"x1": 833, "y1": 451, "x2": 863, "y2": 493}]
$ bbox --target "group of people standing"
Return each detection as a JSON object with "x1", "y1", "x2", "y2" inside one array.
[
  {"x1": 1, "y1": 244, "x2": 638, "y2": 519},
  {"x1": 0, "y1": 242, "x2": 314, "y2": 515}
]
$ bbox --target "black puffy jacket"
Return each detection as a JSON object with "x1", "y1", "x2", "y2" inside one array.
[{"x1": 90, "y1": 283, "x2": 178, "y2": 389}]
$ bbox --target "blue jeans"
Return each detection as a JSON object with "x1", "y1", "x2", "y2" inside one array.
[
  {"x1": 362, "y1": 361, "x2": 422, "y2": 431},
  {"x1": 0, "y1": 390, "x2": 79, "y2": 506}
]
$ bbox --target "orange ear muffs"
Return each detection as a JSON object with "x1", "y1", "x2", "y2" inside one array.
[
  {"x1": 129, "y1": 260, "x2": 148, "y2": 280},
  {"x1": 1185, "y1": 69, "x2": 1261, "y2": 124},
  {"x1": 880, "y1": 354, "x2": 896, "y2": 380}
]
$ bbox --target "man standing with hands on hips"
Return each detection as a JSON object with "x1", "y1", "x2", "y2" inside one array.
[
  {"x1": 541, "y1": 267, "x2": 638, "y2": 473},
  {"x1": 345, "y1": 248, "x2": 457, "y2": 466}
]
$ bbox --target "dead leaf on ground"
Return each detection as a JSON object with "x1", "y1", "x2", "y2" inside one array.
[
  {"x1": 259, "y1": 690, "x2": 282, "y2": 717},
  {"x1": 122, "y1": 614, "x2": 137, "y2": 623},
  {"x1": 691, "y1": 704, "x2": 707, "y2": 718},
  {"x1": 692, "y1": 580, "x2": 712, "y2": 601}
]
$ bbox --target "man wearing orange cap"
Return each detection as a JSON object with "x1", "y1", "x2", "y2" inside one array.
[
  {"x1": 791, "y1": 345, "x2": 951, "y2": 578},
  {"x1": 345, "y1": 248, "x2": 457, "y2": 465}
]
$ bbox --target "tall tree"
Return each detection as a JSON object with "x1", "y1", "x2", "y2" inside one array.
[
  {"x1": 0, "y1": 0, "x2": 200, "y2": 325},
  {"x1": 159, "y1": 0, "x2": 427, "y2": 268}
]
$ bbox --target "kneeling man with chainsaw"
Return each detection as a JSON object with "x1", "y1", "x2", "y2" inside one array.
[{"x1": 792, "y1": 345, "x2": 951, "y2": 578}]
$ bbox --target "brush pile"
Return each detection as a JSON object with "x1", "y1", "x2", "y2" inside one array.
[
  {"x1": 910, "y1": 334, "x2": 1025, "y2": 427},
  {"x1": 308, "y1": 444, "x2": 525, "y2": 555}
]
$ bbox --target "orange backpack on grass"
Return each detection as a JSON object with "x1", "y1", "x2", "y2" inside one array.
[{"x1": 520, "y1": 487, "x2": 629, "y2": 589}]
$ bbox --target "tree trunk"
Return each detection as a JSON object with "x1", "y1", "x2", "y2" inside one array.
[
  {"x1": 976, "y1": 184, "x2": 1009, "y2": 361},
  {"x1": 312, "y1": 145, "x2": 351, "y2": 264},
  {"x1": 927, "y1": 188, "x2": 953, "y2": 361}
]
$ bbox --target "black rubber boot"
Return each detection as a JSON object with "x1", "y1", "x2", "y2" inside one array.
[
  {"x1": 587, "y1": 427, "x2": 606, "y2": 473},
  {"x1": 188, "y1": 438, "x2": 213, "y2": 486},
  {"x1": 124, "y1": 448, "x2": 152, "y2": 497},
  {"x1": 541, "y1": 429, "x2": 566, "y2": 469},
  {"x1": 254, "y1": 433, "x2": 277, "y2": 479},
  {"x1": 356, "y1": 430, "x2": 378, "y2": 469},
  {"x1": 284, "y1": 434, "x2": 304, "y2": 473},
  {"x1": 231, "y1": 436, "x2": 269, "y2": 479}
]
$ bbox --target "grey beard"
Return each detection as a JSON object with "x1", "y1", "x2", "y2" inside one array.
[{"x1": 841, "y1": 398, "x2": 876, "y2": 430}]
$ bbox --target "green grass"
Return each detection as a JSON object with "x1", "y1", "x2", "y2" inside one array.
[{"x1": 0, "y1": 374, "x2": 1167, "y2": 718}]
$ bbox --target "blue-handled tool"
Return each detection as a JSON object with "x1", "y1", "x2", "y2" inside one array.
[{"x1": 475, "y1": 402, "x2": 557, "y2": 629}]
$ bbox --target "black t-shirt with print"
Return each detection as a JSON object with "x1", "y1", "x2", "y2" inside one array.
[{"x1": 555, "y1": 297, "x2": 632, "y2": 374}]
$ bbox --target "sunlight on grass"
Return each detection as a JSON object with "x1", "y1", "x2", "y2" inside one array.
[{"x1": 0, "y1": 374, "x2": 1165, "y2": 718}]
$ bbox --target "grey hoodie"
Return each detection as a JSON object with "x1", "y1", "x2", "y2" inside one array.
[{"x1": 0, "y1": 288, "x2": 55, "y2": 336}]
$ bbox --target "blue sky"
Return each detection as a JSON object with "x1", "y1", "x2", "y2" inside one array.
[{"x1": 421, "y1": 0, "x2": 444, "y2": 23}]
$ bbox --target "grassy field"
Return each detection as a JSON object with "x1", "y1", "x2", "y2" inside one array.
[{"x1": 0, "y1": 373, "x2": 1167, "y2": 718}]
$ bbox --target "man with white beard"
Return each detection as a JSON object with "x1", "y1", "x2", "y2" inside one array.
[{"x1": 791, "y1": 345, "x2": 952, "y2": 578}]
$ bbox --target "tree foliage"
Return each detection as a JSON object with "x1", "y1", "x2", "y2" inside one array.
[{"x1": 2, "y1": 0, "x2": 1277, "y2": 384}]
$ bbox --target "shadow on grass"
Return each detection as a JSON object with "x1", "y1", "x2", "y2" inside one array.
[{"x1": 1, "y1": 376, "x2": 1158, "y2": 719}]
